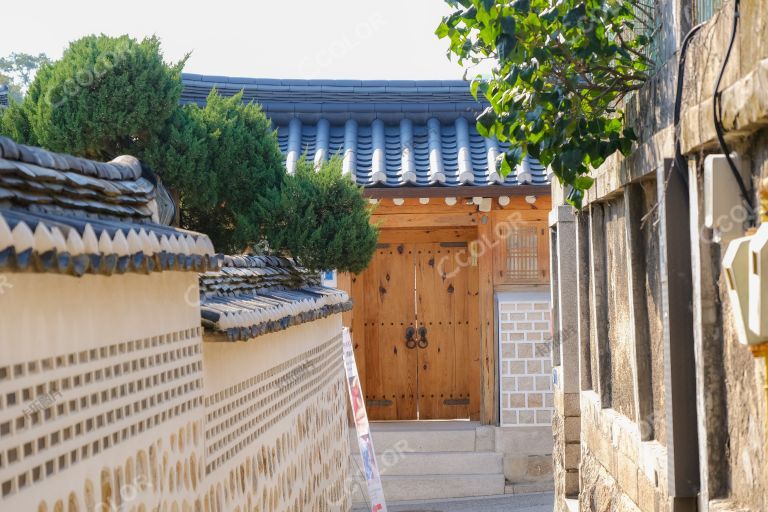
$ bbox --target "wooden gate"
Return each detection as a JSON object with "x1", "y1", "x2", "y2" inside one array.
[{"x1": 356, "y1": 240, "x2": 480, "y2": 420}]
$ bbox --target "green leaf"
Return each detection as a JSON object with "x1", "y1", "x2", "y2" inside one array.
[
  {"x1": 470, "y1": 79, "x2": 480, "y2": 100},
  {"x1": 563, "y1": 4, "x2": 586, "y2": 28},
  {"x1": 573, "y1": 175, "x2": 594, "y2": 189},
  {"x1": 511, "y1": 0, "x2": 530, "y2": 14},
  {"x1": 435, "y1": 0, "x2": 652, "y2": 198},
  {"x1": 477, "y1": 106, "x2": 497, "y2": 131}
]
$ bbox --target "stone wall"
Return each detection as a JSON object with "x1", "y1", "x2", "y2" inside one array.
[
  {"x1": 549, "y1": 0, "x2": 768, "y2": 510},
  {"x1": 0, "y1": 272, "x2": 350, "y2": 511}
]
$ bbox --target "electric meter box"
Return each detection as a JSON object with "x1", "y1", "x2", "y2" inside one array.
[
  {"x1": 748, "y1": 223, "x2": 768, "y2": 338},
  {"x1": 724, "y1": 236, "x2": 762, "y2": 345},
  {"x1": 704, "y1": 154, "x2": 750, "y2": 244}
]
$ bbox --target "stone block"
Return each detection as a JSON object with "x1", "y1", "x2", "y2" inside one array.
[
  {"x1": 536, "y1": 409, "x2": 553, "y2": 424},
  {"x1": 375, "y1": 474, "x2": 506, "y2": 501},
  {"x1": 504, "y1": 455, "x2": 529, "y2": 481},
  {"x1": 526, "y1": 455, "x2": 554, "y2": 480},
  {"x1": 528, "y1": 393, "x2": 543, "y2": 407},
  {"x1": 509, "y1": 393, "x2": 526, "y2": 407},
  {"x1": 564, "y1": 416, "x2": 581, "y2": 442},
  {"x1": 502, "y1": 343, "x2": 516, "y2": 358},
  {"x1": 617, "y1": 452, "x2": 639, "y2": 505},
  {"x1": 564, "y1": 469, "x2": 580, "y2": 496},
  {"x1": 502, "y1": 377, "x2": 517, "y2": 392},
  {"x1": 518, "y1": 376, "x2": 534, "y2": 391},
  {"x1": 527, "y1": 360, "x2": 543, "y2": 374},
  {"x1": 502, "y1": 410, "x2": 518, "y2": 425},
  {"x1": 519, "y1": 410, "x2": 535, "y2": 424},
  {"x1": 518, "y1": 344, "x2": 534, "y2": 358},
  {"x1": 564, "y1": 442, "x2": 581, "y2": 469},
  {"x1": 637, "y1": 474, "x2": 658, "y2": 512},
  {"x1": 509, "y1": 361, "x2": 526, "y2": 374},
  {"x1": 495, "y1": 426, "x2": 554, "y2": 455},
  {"x1": 475, "y1": 425, "x2": 495, "y2": 451}
]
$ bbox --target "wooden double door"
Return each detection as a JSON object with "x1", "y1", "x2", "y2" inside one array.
[{"x1": 358, "y1": 241, "x2": 480, "y2": 420}]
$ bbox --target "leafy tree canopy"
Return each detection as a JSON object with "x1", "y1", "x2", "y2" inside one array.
[
  {"x1": 0, "y1": 52, "x2": 51, "y2": 102},
  {"x1": 1, "y1": 34, "x2": 378, "y2": 270},
  {"x1": 436, "y1": 0, "x2": 653, "y2": 206},
  {"x1": 144, "y1": 90, "x2": 286, "y2": 253},
  {"x1": 258, "y1": 156, "x2": 378, "y2": 274},
  {"x1": 22, "y1": 34, "x2": 184, "y2": 159}
]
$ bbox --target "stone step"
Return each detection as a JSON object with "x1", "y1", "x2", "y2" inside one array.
[
  {"x1": 349, "y1": 425, "x2": 479, "y2": 453},
  {"x1": 377, "y1": 451, "x2": 503, "y2": 476},
  {"x1": 352, "y1": 473, "x2": 506, "y2": 503}
]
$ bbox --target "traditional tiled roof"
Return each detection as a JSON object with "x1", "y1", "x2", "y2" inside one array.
[
  {"x1": 200, "y1": 255, "x2": 352, "y2": 342},
  {"x1": 181, "y1": 75, "x2": 550, "y2": 188},
  {"x1": 0, "y1": 85, "x2": 8, "y2": 107},
  {"x1": 0, "y1": 136, "x2": 218, "y2": 276}
]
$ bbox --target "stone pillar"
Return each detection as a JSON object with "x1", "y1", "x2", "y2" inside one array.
[{"x1": 549, "y1": 204, "x2": 581, "y2": 511}]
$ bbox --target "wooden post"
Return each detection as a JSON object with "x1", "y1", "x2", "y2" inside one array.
[{"x1": 477, "y1": 213, "x2": 497, "y2": 424}]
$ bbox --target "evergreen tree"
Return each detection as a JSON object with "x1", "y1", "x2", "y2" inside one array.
[
  {"x1": 259, "y1": 156, "x2": 378, "y2": 273},
  {"x1": 144, "y1": 91, "x2": 286, "y2": 253}
]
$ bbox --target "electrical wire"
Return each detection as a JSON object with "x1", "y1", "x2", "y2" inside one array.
[
  {"x1": 713, "y1": 0, "x2": 754, "y2": 218},
  {"x1": 672, "y1": 21, "x2": 706, "y2": 191}
]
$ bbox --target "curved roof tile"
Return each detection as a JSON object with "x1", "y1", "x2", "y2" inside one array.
[{"x1": 181, "y1": 74, "x2": 550, "y2": 189}]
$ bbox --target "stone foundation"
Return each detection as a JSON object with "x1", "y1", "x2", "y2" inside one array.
[
  {"x1": 578, "y1": 392, "x2": 667, "y2": 512},
  {"x1": 552, "y1": 388, "x2": 580, "y2": 512}
]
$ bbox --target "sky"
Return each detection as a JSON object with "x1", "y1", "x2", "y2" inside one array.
[{"x1": 1, "y1": 0, "x2": 476, "y2": 80}]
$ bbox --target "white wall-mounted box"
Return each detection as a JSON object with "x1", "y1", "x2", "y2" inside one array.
[
  {"x1": 723, "y1": 235, "x2": 763, "y2": 345},
  {"x1": 749, "y1": 224, "x2": 768, "y2": 339},
  {"x1": 704, "y1": 154, "x2": 751, "y2": 244}
]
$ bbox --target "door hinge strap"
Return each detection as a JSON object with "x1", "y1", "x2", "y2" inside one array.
[
  {"x1": 443, "y1": 398, "x2": 470, "y2": 406},
  {"x1": 366, "y1": 399, "x2": 394, "y2": 407}
]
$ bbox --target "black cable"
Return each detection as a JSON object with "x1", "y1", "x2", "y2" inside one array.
[
  {"x1": 672, "y1": 21, "x2": 706, "y2": 191},
  {"x1": 713, "y1": 0, "x2": 754, "y2": 217}
]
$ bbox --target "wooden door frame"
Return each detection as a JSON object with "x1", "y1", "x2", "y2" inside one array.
[
  {"x1": 340, "y1": 195, "x2": 553, "y2": 425},
  {"x1": 340, "y1": 221, "x2": 495, "y2": 424}
]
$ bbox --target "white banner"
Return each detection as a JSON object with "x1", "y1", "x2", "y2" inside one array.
[{"x1": 342, "y1": 328, "x2": 388, "y2": 512}]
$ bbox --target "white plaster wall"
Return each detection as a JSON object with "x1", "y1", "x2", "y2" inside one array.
[
  {"x1": 0, "y1": 272, "x2": 200, "y2": 363},
  {"x1": 0, "y1": 273, "x2": 351, "y2": 511},
  {"x1": 202, "y1": 316, "x2": 351, "y2": 512},
  {"x1": 0, "y1": 272, "x2": 204, "y2": 511}
]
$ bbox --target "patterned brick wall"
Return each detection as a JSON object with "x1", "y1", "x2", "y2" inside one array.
[{"x1": 498, "y1": 291, "x2": 554, "y2": 426}]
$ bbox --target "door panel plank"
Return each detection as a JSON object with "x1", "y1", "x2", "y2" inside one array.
[{"x1": 362, "y1": 245, "x2": 417, "y2": 420}]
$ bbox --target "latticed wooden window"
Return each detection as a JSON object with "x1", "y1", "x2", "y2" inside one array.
[
  {"x1": 493, "y1": 220, "x2": 549, "y2": 285},
  {"x1": 505, "y1": 226, "x2": 541, "y2": 280}
]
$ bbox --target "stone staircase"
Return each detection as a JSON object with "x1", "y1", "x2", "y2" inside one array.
[{"x1": 350, "y1": 421, "x2": 506, "y2": 504}]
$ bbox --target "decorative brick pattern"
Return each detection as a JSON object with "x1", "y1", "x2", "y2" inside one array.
[{"x1": 498, "y1": 293, "x2": 554, "y2": 426}]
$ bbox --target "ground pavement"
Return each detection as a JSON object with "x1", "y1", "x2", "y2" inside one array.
[{"x1": 352, "y1": 492, "x2": 554, "y2": 512}]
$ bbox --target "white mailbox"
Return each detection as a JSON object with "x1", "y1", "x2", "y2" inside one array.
[
  {"x1": 748, "y1": 224, "x2": 768, "y2": 338},
  {"x1": 723, "y1": 236, "x2": 762, "y2": 345}
]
